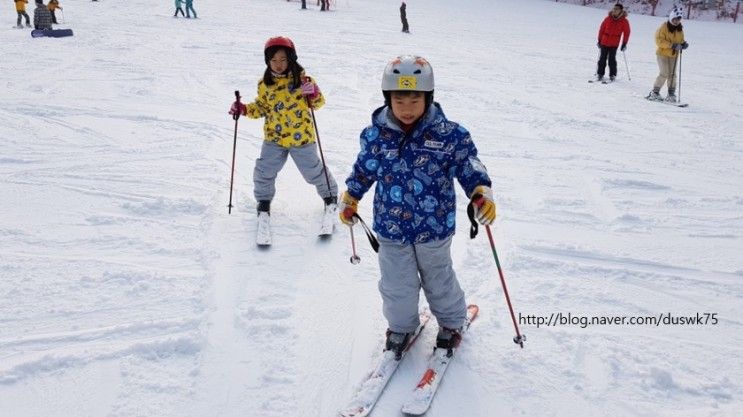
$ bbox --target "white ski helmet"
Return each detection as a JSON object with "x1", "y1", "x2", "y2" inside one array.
[
  {"x1": 381, "y1": 55, "x2": 434, "y2": 92},
  {"x1": 669, "y1": 5, "x2": 684, "y2": 22},
  {"x1": 381, "y1": 55, "x2": 434, "y2": 106}
]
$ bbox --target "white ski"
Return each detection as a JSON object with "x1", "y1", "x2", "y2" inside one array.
[
  {"x1": 339, "y1": 310, "x2": 432, "y2": 417},
  {"x1": 645, "y1": 96, "x2": 688, "y2": 107},
  {"x1": 319, "y1": 203, "x2": 337, "y2": 237},
  {"x1": 256, "y1": 212, "x2": 271, "y2": 246},
  {"x1": 401, "y1": 304, "x2": 480, "y2": 415}
]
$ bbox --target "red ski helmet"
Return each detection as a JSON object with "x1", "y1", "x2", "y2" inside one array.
[{"x1": 264, "y1": 36, "x2": 297, "y2": 64}]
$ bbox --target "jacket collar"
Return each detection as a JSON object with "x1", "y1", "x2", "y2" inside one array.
[
  {"x1": 607, "y1": 10, "x2": 628, "y2": 20},
  {"x1": 371, "y1": 102, "x2": 446, "y2": 138}
]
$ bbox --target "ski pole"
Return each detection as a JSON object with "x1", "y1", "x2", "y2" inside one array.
[
  {"x1": 622, "y1": 50, "x2": 631, "y2": 81},
  {"x1": 482, "y1": 224, "x2": 525, "y2": 348},
  {"x1": 678, "y1": 50, "x2": 683, "y2": 103},
  {"x1": 468, "y1": 198, "x2": 525, "y2": 348},
  {"x1": 61, "y1": 9, "x2": 65, "y2": 24},
  {"x1": 227, "y1": 90, "x2": 240, "y2": 214},
  {"x1": 670, "y1": 51, "x2": 679, "y2": 98},
  {"x1": 349, "y1": 225, "x2": 361, "y2": 264},
  {"x1": 305, "y1": 99, "x2": 333, "y2": 202}
]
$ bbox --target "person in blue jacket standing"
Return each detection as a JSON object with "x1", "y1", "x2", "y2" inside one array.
[
  {"x1": 338, "y1": 55, "x2": 496, "y2": 359},
  {"x1": 185, "y1": 0, "x2": 196, "y2": 18}
]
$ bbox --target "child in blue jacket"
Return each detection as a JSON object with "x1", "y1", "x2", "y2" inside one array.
[{"x1": 339, "y1": 55, "x2": 496, "y2": 357}]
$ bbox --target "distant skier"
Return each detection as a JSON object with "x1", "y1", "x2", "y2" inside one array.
[
  {"x1": 400, "y1": 1, "x2": 409, "y2": 33},
  {"x1": 15, "y1": 0, "x2": 31, "y2": 28},
  {"x1": 47, "y1": 0, "x2": 61, "y2": 24},
  {"x1": 185, "y1": 0, "x2": 196, "y2": 18},
  {"x1": 33, "y1": 0, "x2": 52, "y2": 30},
  {"x1": 595, "y1": 3, "x2": 630, "y2": 82},
  {"x1": 174, "y1": 0, "x2": 185, "y2": 17},
  {"x1": 228, "y1": 36, "x2": 338, "y2": 237},
  {"x1": 647, "y1": 5, "x2": 689, "y2": 102},
  {"x1": 338, "y1": 56, "x2": 496, "y2": 359}
]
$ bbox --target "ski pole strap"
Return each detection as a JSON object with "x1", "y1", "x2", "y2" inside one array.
[
  {"x1": 466, "y1": 194, "x2": 483, "y2": 239},
  {"x1": 352, "y1": 213, "x2": 379, "y2": 253}
]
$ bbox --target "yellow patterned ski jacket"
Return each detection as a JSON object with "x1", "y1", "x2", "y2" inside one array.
[{"x1": 244, "y1": 73, "x2": 325, "y2": 148}]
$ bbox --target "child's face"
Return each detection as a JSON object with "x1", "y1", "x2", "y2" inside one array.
[
  {"x1": 390, "y1": 92, "x2": 426, "y2": 125},
  {"x1": 269, "y1": 49, "x2": 289, "y2": 74}
]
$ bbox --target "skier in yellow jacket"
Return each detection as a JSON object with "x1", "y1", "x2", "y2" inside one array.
[
  {"x1": 229, "y1": 36, "x2": 338, "y2": 227},
  {"x1": 15, "y1": 0, "x2": 31, "y2": 28},
  {"x1": 648, "y1": 6, "x2": 689, "y2": 102}
]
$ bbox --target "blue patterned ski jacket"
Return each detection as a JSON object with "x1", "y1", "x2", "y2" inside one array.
[{"x1": 346, "y1": 103, "x2": 491, "y2": 244}]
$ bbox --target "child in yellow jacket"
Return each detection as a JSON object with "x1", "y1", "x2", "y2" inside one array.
[
  {"x1": 648, "y1": 6, "x2": 689, "y2": 102},
  {"x1": 229, "y1": 37, "x2": 338, "y2": 230}
]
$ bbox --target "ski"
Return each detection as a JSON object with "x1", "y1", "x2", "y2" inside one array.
[
  {"x1": 339, "y1": 310, "x2": 432, "y2": 417},
  {"x1": 645, "y1": 96, "x2": 688, "y2": 107},
  {"x1": 256, "y1": 212, "x2": 271, "y2": 246},
  {"x1": 319, "y1": 204, "x2": 337, "y2": 237},
  {"x1": 401, "y1": 304, "x2": 480, "y2": 415}
]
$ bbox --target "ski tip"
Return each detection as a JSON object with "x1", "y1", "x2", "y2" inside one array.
[
  {"x1": 467, "y1": 304, "x2": 479, "y2": 319},
  {"x1": 338, "y1": 406, "x2": 366, "y2": 417},
  {"x1": 401, "y1": 403, "x2": 428, "y2": 416}
]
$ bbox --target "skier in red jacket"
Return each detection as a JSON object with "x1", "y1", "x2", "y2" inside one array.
[{"x1": 595, "y1": 3, "x2": 631, "y2": 82}]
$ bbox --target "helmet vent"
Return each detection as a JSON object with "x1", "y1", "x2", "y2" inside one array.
[
  {"x1": 414, "y1": 70, "x2": 421, "y2": 74},
  {"x1": 393, "y1": 69, "x2": 400, "y2": 74}
]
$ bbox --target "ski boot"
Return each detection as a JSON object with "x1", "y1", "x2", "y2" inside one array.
[
  {"x1": 436, "y1": 326, "x2": 463, "y2": 357},
  {"x1": 609, "y1": 75, "x2": 616, "y2": 82},
  {"x1": 665, "y1": 89, "x2": 677, "y2": 103},
  {"x1": 646, "y1": 89, "x2": 662, "y2": 101},
  {"x1": 323, "y1": 195, "x2": 338, "y2": 215},
  {"x1": 26, "y1": 23, "x2": 32, "y2": 28},
  {"x1": 385, "y1": 330, "x2": 411, "y2": 360},
  {"x1": 257, "y1": 200, "x2": 271, "y2": 215},
  {"x1": 596, "y1": 74, "x2": 605, "y2": 82}
]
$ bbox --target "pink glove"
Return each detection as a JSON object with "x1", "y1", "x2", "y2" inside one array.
[
  {"x1": 229, "y1": 101, "x2": 246, "y2": 117},
  {"x1": 301, "y1": 81, "x2": 319, "y2": 98}
]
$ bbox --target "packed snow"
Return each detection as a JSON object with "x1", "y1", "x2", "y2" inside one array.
[{"x1": 1, "y1": 0, "x2": 742, "y2": 416}]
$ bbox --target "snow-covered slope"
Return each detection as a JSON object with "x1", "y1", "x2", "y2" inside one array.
[{"x1": 1, "y1": 0, "x2": 741, "y2": 416}]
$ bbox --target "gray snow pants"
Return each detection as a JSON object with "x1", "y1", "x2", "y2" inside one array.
[
  {"x1": 253, "y1": 140, "x2": 337, "y2": 202},
  {"x1": 377, "y1": 235, "x2": 467, "y2": 334}
]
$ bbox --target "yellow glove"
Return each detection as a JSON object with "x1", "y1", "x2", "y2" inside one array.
[
  {"x1": 471, "y1": 185, "x2": 496, "y2": 225},
  {"x1": 338, "y1": 191, "x2": 359, "y2": 226}
]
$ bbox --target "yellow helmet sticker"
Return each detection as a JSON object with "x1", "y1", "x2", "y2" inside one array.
[{"x1": 398, "y1": 76, "x2": 417, "y2": 90}]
